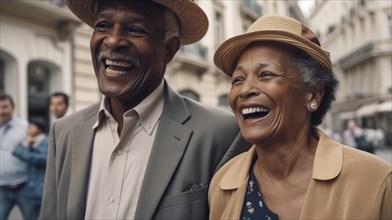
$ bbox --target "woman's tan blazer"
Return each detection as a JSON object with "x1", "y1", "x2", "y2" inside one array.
[{"x1": 209, "y1": 130, "x2": 391, "y2": 219}]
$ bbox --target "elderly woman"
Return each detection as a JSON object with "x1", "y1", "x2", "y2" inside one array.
[{"x1": 209, "y1": 15, "x2": 391, "y2": 220}]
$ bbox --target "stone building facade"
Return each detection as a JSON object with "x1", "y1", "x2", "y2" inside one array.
[{"x1": 308, "y1": 0, "x2": 392, "y2": 146}]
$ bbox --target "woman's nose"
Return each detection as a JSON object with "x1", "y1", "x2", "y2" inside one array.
[{"x1": 239, "y1": 79, "x2": 261, "y2": 99}]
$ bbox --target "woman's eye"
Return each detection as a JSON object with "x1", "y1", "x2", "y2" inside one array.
[
  {"x1": 258, "y1": 71, "x2": 277, "y2": 79},
  {"x1": 231, "y1": 76, "x2": 244, "y2": 85}
]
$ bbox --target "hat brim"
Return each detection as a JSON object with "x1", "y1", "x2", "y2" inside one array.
[
  {"x1": 214, "y1": 30, "x2": 332, "y2": 76},
  {"x1": 65, "y1": 0, "x2": 208, "y2": 45}
]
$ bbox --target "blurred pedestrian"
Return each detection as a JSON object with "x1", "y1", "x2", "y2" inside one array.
[
  {"x1": 343, "y1": 119, "x2": 375, "y2": 153},
  {"x1": 49, "y1": 92, "x2": 69, "y2": 119},
  {"x1": 12, "y1": 117, "x2": 48, "y2": 220},
  {"x1": 0, "y1": 93, "x2": 29, "y2": 220}
]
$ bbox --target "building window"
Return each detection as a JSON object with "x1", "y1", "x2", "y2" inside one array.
[
  {"x1": 28, "y1": 63, "x2": 50, "y2": 93},
  {"x1": 27, "y1": 61, "x2": 53, "y2": 123},
  {"x1": 214, "y1": 11, "x2": 224, "y2": 49}
]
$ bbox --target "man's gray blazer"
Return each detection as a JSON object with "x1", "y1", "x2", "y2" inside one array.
[{"x1": 40, "y1": 83, "x2": 249, "y2": 220}]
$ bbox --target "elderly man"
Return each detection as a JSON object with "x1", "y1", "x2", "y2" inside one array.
[{"x1": 40, "y1": 1, "x2": 249, "y2": 219}]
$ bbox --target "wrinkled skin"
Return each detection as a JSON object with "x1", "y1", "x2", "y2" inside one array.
[
  {"x1": 229, "y1": 42, "x2": 322, "y2": 148},
  {"x1": 90, "y1": 0, "x2": 179, "y2": 132}
]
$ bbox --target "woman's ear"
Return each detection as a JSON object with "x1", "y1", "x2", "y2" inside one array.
[
  {"x1": 307, "y1": 86, "x2": 325, "y2": 111},
  {"x1": 164, "y1": 36, "x2": 180, "y2": 63}
]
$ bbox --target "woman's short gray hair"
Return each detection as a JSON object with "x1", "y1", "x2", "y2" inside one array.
[{"x1": 292, "y1": 53, "x2": 339, "y2": 131}]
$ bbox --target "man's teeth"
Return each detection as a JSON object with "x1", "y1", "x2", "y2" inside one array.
[
  {"x1": 242, "y1": 107, "x2": 269, "y2": 115},
  {"x1": 106, "y1": 68, "x2": 127, "y2": 75},
  {"x1": 105, "y1": 59, "x2": 133, "y2": 68}
]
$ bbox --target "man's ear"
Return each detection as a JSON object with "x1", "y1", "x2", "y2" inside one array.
[{"x1": 164, "y1": 36, "x2": 180, "y2": 63}]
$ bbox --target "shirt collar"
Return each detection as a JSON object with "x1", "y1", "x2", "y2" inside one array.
[{"x1": 93, "y1": 80, "x2": 164, "y2": 135}]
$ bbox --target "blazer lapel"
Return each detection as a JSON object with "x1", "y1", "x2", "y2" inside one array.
[
  {"x1": 135, "y1": 84, "x2": 192, "y2": 220},
  {"x1": 67, "y1": 106, "x2": 97, "y2": 219}
]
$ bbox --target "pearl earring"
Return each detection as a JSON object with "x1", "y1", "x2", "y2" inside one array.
[{"x1": 310, "y1": 101, "x2": 318, "y2": 110}]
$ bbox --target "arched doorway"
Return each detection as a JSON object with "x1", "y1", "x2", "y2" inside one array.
[{"x1": 27, "y1": 61, "x2": 60, "y2": 127}]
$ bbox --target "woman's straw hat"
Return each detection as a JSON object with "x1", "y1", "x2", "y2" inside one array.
[
  {"x1": 214, "y1": 15, "x2": 333, "y2": 76},
  {"x1": 65, "y1": 0, "x2": 208, "y2": 45}
]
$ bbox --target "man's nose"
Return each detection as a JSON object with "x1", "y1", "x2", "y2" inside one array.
[{"x1": 104, "y1": 26, "x2": 130, "y2": 49}]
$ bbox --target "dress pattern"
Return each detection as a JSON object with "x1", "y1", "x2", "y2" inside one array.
[{"x1": 240, "y1": 170, "x2": 278, "y2": 220}]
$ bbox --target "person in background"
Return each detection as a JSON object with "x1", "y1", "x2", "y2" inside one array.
[
  {"x1": 209, "y1": 15, "x2": 391, "y2": 219},
  {"x1": 12, "y1": 117, "x2": 48, "y2": 220},
  {"x1": 343, "y1": 119, "x2": 375, "y2": 153},
  {"x1": 0, "y1": 93, "x2": 29, "y2": 220},
  {"x1": 343, "y1": 119, "x2": 363, "y2": 148},
  {"x1": 40, "y1": 1, "x2": 249, "y2": 219},
  {"x1": 49, "y1": 92, "x2": 69, "y2": 119}
]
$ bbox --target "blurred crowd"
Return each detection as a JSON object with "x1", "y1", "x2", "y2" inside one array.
[
  {"x1": 322, "y1": 119, "x2": 386, "y2": 154},
  {"x1": 0, "y1": 92, "x2": 69, "y2": 220}
]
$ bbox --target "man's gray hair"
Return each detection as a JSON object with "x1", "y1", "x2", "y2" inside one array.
[{"x1": 163, "y1": 8, "x2": 180, "y2": 41}]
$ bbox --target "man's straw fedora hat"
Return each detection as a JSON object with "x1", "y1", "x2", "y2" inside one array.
[
  {"x1": 214, "y1": 15, "x2": 333, "y2": 76},
  {"x1": 65, "y1": 0, "x2": 208, "y2": 45}
]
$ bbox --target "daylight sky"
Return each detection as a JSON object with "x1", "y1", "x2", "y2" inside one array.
[{"x1": 298, "y1": 0, "x2": 316, "y2": 16}]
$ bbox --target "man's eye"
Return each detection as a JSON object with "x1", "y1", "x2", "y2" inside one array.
[
  {"x1": 95, "y1": 22, "x2": 111, "y2": 31},
  {"x1": 126, "y1": 27, "x2": 146, "y2": 37}
]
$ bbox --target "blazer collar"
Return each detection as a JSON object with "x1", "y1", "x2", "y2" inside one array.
[
  {"x1": 312, "y1": 129, "x2": 342, "y2": 180},
  {"x1": 67, "y1": 104, "x2": 98, "y2": 219},
  {"x1": 134, "y1": 82, "x2": 193, "y2": 220},
  {"x1": 220, "y1": 146, "x2": 256, "y2": 190},
  {"x1": 219, "y1": 129, "x2": 343, "y2": 190}
]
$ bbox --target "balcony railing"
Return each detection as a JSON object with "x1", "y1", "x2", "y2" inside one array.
[
  {"x1": 338, "y1": 42, "x2": 374, "y2": 67},
  {"x1": 180, "y1": 43, "x2": 208, "y2": 60}
]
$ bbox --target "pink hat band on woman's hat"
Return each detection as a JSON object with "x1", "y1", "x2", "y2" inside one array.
[
  {"x1": 214, "y1": 15, "x2": 333, "y2": 76},
  {"x1": 65, "y1": 0, "x2": 208, "y2": 45}
]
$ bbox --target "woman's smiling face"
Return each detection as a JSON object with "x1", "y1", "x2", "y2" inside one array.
[{"x1": 229, "y1": 42, "x2": 314, "y2": 146}]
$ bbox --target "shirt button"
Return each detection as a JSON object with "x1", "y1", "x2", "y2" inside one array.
[
  {"x1": 117, "y1": 151, "x2": 122, "y2": 156},
  {"x1": 146, "y1": 124, "x2": 151, "y2": 129},
  {"x1": 109, "y1": 196, "x2": 115, "y2": 203}
]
